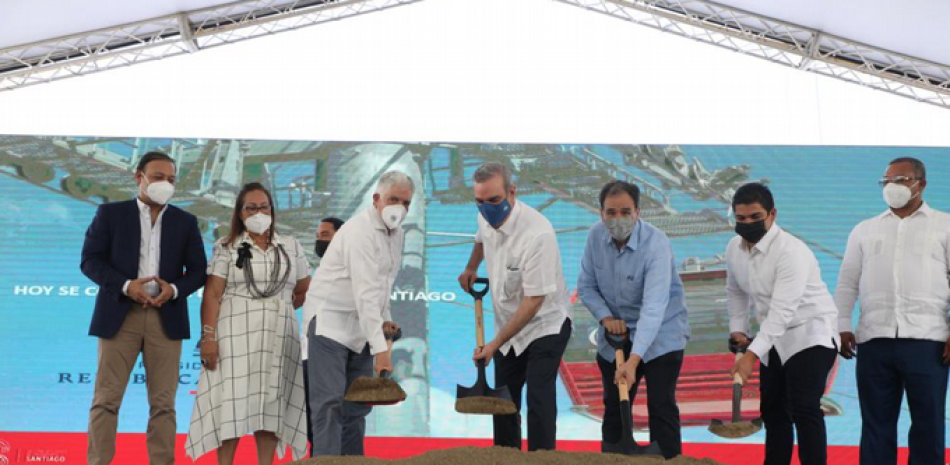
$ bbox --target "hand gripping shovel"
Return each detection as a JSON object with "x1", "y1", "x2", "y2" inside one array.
[
  {"x1": 455, "y1": 278, "x2": 518, "y2": 415},
  {"x1": 708, "y1": 338, "x2": 763, "y2": 439},
  {"x1": 343, "y1": 328, "x2": 407, "y2": 406},
  {"x1": 602, "y1": 331, "x2": 663, "y2": 456}
]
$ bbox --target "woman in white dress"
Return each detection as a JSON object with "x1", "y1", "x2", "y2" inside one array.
[{"x1": 186, "y1": 182, "x2": 311, "y2": 464}]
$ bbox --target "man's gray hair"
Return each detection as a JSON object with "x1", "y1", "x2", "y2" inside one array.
[
  {"x1": 375, "y1": 170, "x2": 415, "y2": 195},
  {"x1": 472, "y1": 162, "x2": 512, "y2": 190}
]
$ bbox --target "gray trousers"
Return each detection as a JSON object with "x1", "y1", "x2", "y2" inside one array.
[{"x1": 307, "y1": 319, "x2": 373, "y2": 456}]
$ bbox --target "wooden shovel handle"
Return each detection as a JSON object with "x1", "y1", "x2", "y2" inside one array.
[
  {"x1": 615, "y1": 348, "x2": 630, "y2": 402},
  {"x1": 733, "y1": 351, "x2": 744, "y2": 386},
  {"x1": 475, "y1": 298, "x2": 485, "y2": 348}
]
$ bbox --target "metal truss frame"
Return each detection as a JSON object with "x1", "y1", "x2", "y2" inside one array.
[
  {"x1": 553, "y1": 0, "x2": 950, "y2": 109},
  {"x1": 2, "y1": 0, "x2": 950, "y2": 110},
  {"x1": 0, "y1": 0, "x2": 421, "y2": 92}
]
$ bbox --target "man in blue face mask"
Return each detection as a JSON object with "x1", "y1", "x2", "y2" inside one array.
[{"x1": 457, "y1": 162, "x2": 573, "y2": 451}]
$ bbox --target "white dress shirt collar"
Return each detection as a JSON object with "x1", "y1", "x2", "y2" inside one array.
[
  {"x1": 750, "y1": 222, "x2": 780, "y2": 256},
  {"x1": 136, "y1": 196, "x2": 168, "y2": 216},
  {"x1": 880, "y1": 201, "x2": 932, "y2": 220}
]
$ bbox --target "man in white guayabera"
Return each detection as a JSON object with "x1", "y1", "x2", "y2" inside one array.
[{"x1": 302, "y1": 171, "x2": 412, "y2": 456}]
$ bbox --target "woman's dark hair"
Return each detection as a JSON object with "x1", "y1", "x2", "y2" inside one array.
[
  {"x1": 224, "y1": 182, "x2": 277, "y2": 247},
  {"x1": 732, "y1": 182, "x2": 774, "y2": 212}
]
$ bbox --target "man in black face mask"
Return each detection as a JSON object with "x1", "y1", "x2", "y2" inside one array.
[
  {"x1": 302, "y1": 216, "x2": 344, "y2": 456},
  {"x1": 725, "y1": 183, "x2": 839, "y2": 465},
  {"x1": 315, "y1": 217, "x2": 345, "y2": 258}
]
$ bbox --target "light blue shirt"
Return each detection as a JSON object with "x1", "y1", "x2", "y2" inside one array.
[{"x1": 577, "y1": 219, "x2": 690, "y2": 363}]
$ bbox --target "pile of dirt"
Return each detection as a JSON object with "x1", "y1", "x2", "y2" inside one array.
[
  {"x1": 455, "y1": 396, "x2": 518, "y2": 415},
  {"x1": 343, "y1": 378, "x2": 406, "y2": 404},
  {"x1": 708, "y1": 421, "x2": 761, "y2": 439},
  {"x1": 291, "y1": 446, "x2": 726, "y2": 465}
]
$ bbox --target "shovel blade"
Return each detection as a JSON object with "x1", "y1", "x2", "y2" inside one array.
[
  {"x1": 455, "y1": 383, "x2": 517, "y2": 415},
  {"x1": 602, "y1": 438, "x2": 663, "y2": 456},
  {"x1": 708, "y1": 418, "x2": 763, "y2": 439},
  {"x1": 456, "y1": 383, "x2": 513, "y2": 402}
]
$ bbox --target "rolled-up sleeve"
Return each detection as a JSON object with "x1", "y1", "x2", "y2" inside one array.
[
  {"x1": 578, "y1": 227, "x2": 613, "y2": 323},
  {"x1": 834, "y1": 224, "x2": 863, "y2": 333},
  {"x1": 207, "y1": 241, "x2": 231, "y2": 280},
  {"x1": 522, "y1": 232, "x2": 559, "y2": 297},
  {"x1": 748, "y1": 247, "x2": 810, "y2": 360},
  {"x1": 630, "y1": 239, "x2": 673, "y2": 359},
  {"x1": 345, "y1": 231, "x2": 388, "y2": 355},
  {"x1": 726, "y1": 245, "x2": 751, "y2": 336},
  {"x1": 292, "y1": 238, "x2": 311, "y2": 280}
]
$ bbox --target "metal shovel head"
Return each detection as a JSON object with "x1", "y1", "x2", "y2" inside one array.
[
  {"x1": 344, "y1": 371, "x2": 407, "y2": 406},
  {"x1": 455, "y1": 361, "x2": 517, "y2": 415},
  {"x1": 455, "y1": 386, "x2": 517, "y2": 415},
  {"x1": 603, "y1": 400, "x2": 663, "y2": 456},
  {"x1": 708, "y1": 418, "x2": 763, "y2": 439}
]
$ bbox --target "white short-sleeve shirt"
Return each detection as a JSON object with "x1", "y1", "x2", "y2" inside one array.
[{"x1": 476, "y1": 200, "x2": 572, "y2": 356}]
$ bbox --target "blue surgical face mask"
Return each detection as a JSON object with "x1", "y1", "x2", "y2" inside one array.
[{"x1": 478, "y1": 197, "x2": 512, "y2": 228}]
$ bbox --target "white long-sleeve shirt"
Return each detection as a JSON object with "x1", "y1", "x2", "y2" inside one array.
[
  {"x1": 726, "y1": 224, "x2": 839, "y2": 366},
  {"x1": 303, "y1": 207, "x2": 402, "y2": 355},
  {"x1": 834, "y1": 203, "x2": 950, "y2": 344}
]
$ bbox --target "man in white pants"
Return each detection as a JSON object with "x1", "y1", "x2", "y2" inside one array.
[{"x1": 302, "y1": 172, "x2": 412, "y2": 456}]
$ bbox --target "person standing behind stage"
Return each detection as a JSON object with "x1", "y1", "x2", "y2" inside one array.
[
  {"x1": 301, "y1": 216, "x2": 344, "y2": 457},
  {"x1": 577, "y1": 180, "x2": 689, "y2": 459},
  {"x1": 835, "y1": 157, "x2": 950, "y2": 465},
  {"x1": 303, "y1": 171, "x2": 411, "y2": 456},
  {"x1": 185, "y1": 182, "x2": 312, "y2": 464},
  {"x1": 81, "y1": 151, "x2": 207, "y2": 465},
  {"x1": 457, "y1": 162, "x2": 573, "y2": 451},
  {"x1": 727, "y1": 182, "x2": 839, "y2": 465}
]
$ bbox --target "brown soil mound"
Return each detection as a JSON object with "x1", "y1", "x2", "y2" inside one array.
[
  {"x1": 343, "y1": 378, "x2": 407, "y2": 404},
  {"x1": 455, "y1": 396, "x2": 518, "y2": 415},
  {"x1": 708, "y1": 421, "x2": 762, "y2": 439},
  {"x1": 291, "y1": 446, "x2": 726, "y2": 465}
]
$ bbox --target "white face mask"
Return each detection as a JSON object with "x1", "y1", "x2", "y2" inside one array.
[
  {"x1": 244, "y1": 213, "x2": 272, "y2": 235},
  {"x1": 883, "y1": 182, "x2": 918, "y2": 209},
  {"x1": 381, "y1": 204, "x2": 407, "y2": 230},
  {"x1": 144, "y1": 179, "x2": 175, "y2": 205}
]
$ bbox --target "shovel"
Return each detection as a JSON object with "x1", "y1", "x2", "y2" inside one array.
[
  {"x1": 708, "y1": 338, "x2": 763, "y2": 439},
  {"x1": 455, "y1": 278, "x2": 518, "y2": 415},
  {"x1": 343, "y1": 328, "x2": 407, "y2": 406},
  {"x1": 602, "y1": 331, "x2": 663, "y2": 456}
]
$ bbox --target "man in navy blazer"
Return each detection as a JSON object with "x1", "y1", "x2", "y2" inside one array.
[{"x1": 80, "y1": 151, "x2": 207, "y2": 465}]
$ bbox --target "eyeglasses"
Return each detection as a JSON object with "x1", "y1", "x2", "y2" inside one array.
[
  {"x1": 878, "y1": 176, "x2": 921, "y2": 187},
  {"x1": 243, "y1": 204, "x2": 272, "y2": 214}
]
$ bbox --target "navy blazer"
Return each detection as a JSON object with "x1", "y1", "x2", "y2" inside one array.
[{"x1": 80, "y1": 199, "x2": 207, "y2": 340}]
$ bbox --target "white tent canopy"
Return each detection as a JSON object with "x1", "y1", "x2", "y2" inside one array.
[
  {"x1": 0, "y1": 0, "x2": 948, "y2": 147},
  {"x1": 3, "y1": 0, "x2": 949, "y2": 65},
  {"x1": 1, "y1": 0, "x2": 949, "y2": 108}
]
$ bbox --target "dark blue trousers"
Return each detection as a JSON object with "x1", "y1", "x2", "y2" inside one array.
[{"x1": 857, "y1": 338, "x2": 949, "y2": 465}]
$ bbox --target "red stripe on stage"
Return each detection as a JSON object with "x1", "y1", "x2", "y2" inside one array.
[{"x1": 0, "y1": 432, "x2": 931, "y2": 464}]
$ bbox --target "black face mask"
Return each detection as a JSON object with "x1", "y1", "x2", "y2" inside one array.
[
  {"x1": 735, "y1": 220, "x2": 768, "y2": 244},
  {"x1": 315, "y1": 240, "x2": 330, "y2": 258}
]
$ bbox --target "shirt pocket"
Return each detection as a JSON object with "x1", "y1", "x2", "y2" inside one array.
[
  {"x1": 861, "y1": 234, "x2": 885, "y2": 257},
  {"x1": 620, "y1": 270, "x2": 644, "y2": 307},
  {"x1": 503, "y1": 265, "x2": 523, "y2": 300}
]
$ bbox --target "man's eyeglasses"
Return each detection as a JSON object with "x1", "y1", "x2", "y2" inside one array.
[
  {"x1": 243, "y1": 204, "x2": 272, "y2": 214},
  {"x1": 878, "y1": 176, "x2": 920, "y2": 187}
]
